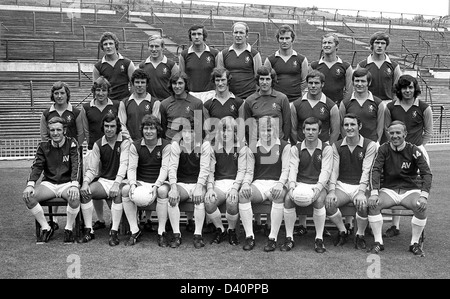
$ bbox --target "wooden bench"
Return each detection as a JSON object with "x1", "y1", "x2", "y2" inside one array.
[{"x1": 37, "y1": 198, "x2": 83, "y2": 239}]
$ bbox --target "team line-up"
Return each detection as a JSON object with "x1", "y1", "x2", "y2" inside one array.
[{"x1": 22, "y1": 22, "x2": 432, "y2": 256}]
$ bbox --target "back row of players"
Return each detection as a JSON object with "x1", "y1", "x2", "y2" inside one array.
[{"x1": 23, "y1": 24, "x2": 432, "y2": 256}]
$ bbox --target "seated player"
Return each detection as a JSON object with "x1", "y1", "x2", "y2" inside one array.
[
  {"x1": 167, "y1": 124, "x2": 212, "y2": 249},
  {"x1": 368, "y1": 120, "x2": 432, "y2": 256},
  {"x1": 22, "y1": 116, "x2": 81, "y2": 244},
  {"x1": 121, "y1": 114, "x2": 172, "y2": 247},
  {"x1": 325, "y1": 113, "x2": 377, "y2": 249},
  {"x1": 282, "y1": 117, "x2": 333, "y2": 253},
  {"x1": 80, "y1": 113, "x2": 130, "y2": 246},
  {"x1": 204, "y1": 116, "x2": 248, "y2": 245},
  {"x1": 239, "y1": 116, "x2": 291, "y2": 252}
]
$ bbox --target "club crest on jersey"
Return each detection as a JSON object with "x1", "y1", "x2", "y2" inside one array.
[
  {"x1": 320, "y1": 107, "x2": 326, "y2": 115},
  {"x1": 276, "y1": 150, "x2": 280, "y2": 156},
  {"x1": 316, "y1": 154, "x2": 322, "y2": 163},
  {"x1": 245, "y1": 56, "x2": 250, "y2": 64},
  {"x1": 62, "y1": 155, "x2": 70, "y2": 163},
  {"x1": 163, "y1": 67, "x2": 168, "y2": 75},
  {"x1": 335, "y1": 69, "x2": 342, "y2": 76},
  {"x1": 117, "y1": 147, "x2": 121, "y2": 154},
  {"x1": 229, "y1": 104, "x2": 235, "y2": 112},
  {"x1": 66, "y1": 115, "x2": 72, "y2": 122},
  {"x1": 120, "y1": 65, "x2": 125, "y2": 72},
  {"x1": 206, "y1": 57, "x2": 212, "y2": 64},
  {"x1": 358, "y1": 152, "x2": 364, "y2": 160},
  {"x1": 272, "y1": 103, "x2": 277, "y2": 110},
  {"x1": 233, "y1": 152, "x2": 238, "y2": 160},
  {"x1": 293, "y1": 61, "x2": 298, "y2": 67},
  {"x1": 145, "y1": 104, "x2": 150, "y2": 112},
  {"x1": 156, "y1": 151, "x2": 161, "y2": 159},
  {"x1": 385, "y1": 68, "x2": 392, "y2": 76},
  {"x1": 108, "y1": 109, "x2": 113, "y2": 114},
  {"x1": 412, "y1": 111, "x2": 417, "y2": 118},
  {"x1": 368, "y1": 105, "x2": 375, "y2": 113},
  {"x1": 185, "y1": 106, "x2": 191, "y2": 113}
]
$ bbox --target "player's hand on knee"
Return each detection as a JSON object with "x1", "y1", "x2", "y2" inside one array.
[
  {"x1": 108, "y1": 182, "x2": 120, "y2": 199},
  {"x1": 23, "y1": 186, "x2": 35, "y2": 203},
  {"x1": 355, "y1": 191, "x2": 367, "y2": 211},
  {"x1": 205, "y1": 189, "x2": 216, "y2": 204},
  {"x1": 227, "y1": 188, "x2": 238, "y2": 204},
  {"x1": 325, "y1": 190, "x2": 337, "y2": 209},
  {"x1": 417, "y1": 196, "x2": 427, "y2": 213},
  {"x1": 240, "y1": 182, "x2": 252, "y2": 200},
  {"x1": 68, "y1": 186, "x2": 80, "y2": 202},
  {"x1": 168, "y1": 188, "x2": 180, "y2": 207},
  {"x1": 368, "y1": 195, "x2": 379, "y2": 209}
]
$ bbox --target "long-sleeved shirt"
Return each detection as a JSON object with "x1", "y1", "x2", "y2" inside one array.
[
  {"x1": 339, "y1": 92, "x2": 385, "y2": 143},
  {"x1": 384, "y1": 98, "x2": 433, "y2": 146},
  {"x1": 207, "y1": 143, "x2": 248, "y2": 188},
  {"x1": 370, "y1": 141, "x2": 432, "y2": 198},
  {"x1": 328, "y1": 136, "x2": 377, "y2": 192},
  {"x1": 127, "y1": 138, "x2": 171, "y2": 187},
  {"x1": 243, "y1": 138, "x2": 291, "y2": 185},
  {"x1": 264, "y1": 50, "x2": 309, "y2": 102},
  {"x1": 118, "y1": 93, "x2": 161, "y2": 141},
  {"x1": 244, "y1": 89, "x2": 291, "y2": 142},
  {"x1": 40, "y1": 103, "x2": 85, "y2": 146},
  {"x1": 288, "y1": 139, "x2": 333, "y2": 192},
  {"x1": 83, "y1": 133, "x2": 130, "y2": 185},
  {"x1": 27, "y1": 137, "x2": 81, "y2": 187},
  {"x1": 290, "y1": 93, "x2": 340, "y2": 144},
  {"x1": 168, "y1": 140, "x2": 211, "y2": 186}
]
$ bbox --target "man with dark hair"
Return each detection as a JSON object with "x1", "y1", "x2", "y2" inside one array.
[
  {"x1": 93, "y1": 31, "x2": 136, "y2": 102},
  {"x1": 217, "y1": 22, "x2": 262, "y2": 99},
  {"x1": 368, "y1": 120, "x2": 432, "y2": 256},
  {"x1": 282, "y1": 117, "x2": 332, "y2": 253},
  {"x1": 325, "y1": 113, "x2": 377, "y2": 249},
  {"x1": 23, "y1": 117, "x2": 81, "y2": 244},
  {"x1": 264, "y1": 24, "x2": 308, "y2": 102},
  {"x1": 118, "y1": 68, "x2": 161, "y2": 142},
  {"x1": 310, "y1": 33, "x2": 353, "y2": 106},
  {"x1": 80, "y1": 113, "x2": 130, "y2": 245},
  {"x1": 121, "y1": 114, "x2": 172, "y2": 247},
  {"x1": 179, "y1": 24, "x2": 219, "y2": 93},
  {"x1": 139, "y1": 35, "x2": 179, "y2": 101}
]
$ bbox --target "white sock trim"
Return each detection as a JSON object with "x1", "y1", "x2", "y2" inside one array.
[
  {"x1": 81, "y1": 201, "x2": 93, "y2": 210},
  {"x1": 313, "y1": 207, "x2": 326, "y2": 216},
  {"x1": 368, "y1": 214, "x2": 383, "y2": 223},
  {"x1": 412, "y1": 216, "x2": 427, "y2": 227}
]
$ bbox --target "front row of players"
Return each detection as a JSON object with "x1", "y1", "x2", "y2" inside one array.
[{"x1": 23, "y1": 113, "x2": 431, "y2": 256}]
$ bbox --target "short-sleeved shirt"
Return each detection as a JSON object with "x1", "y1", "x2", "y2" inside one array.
[
  {"x1": 94, "y1": 54, "x2": 133, "y2": 101},
  {"x1": 138, "y1": 56, "x2": 177, "y2": 101}
]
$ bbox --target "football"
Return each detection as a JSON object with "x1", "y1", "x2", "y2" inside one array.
[
  {"x1": 131, "y1": 186, "x2": 152, "y2": 207},
  {"x1": 292, "y1": 185, "x2": 315, "y2": 207}
]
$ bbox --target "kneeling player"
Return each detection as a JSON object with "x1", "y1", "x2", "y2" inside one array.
[
  {"x1": 80, "y1": 113, "x2": 130, "y2": 246},
  {"x1": 121, "y1": 115, "x2": 172, "y2": 247},
  {"x1": 282, "y1": 117, "x2": 332, "y2": 253},
  {"x1": 368, "y1": 121, "x2": 431, "y2": 256},
  {"x1": 325, "y1": 113, "x2": 377, "y2": 249},
  {"x1": 239, "y1": 116, "x2": 291, "y2": 252},
  {"x1": 204, "y1": 116, "x2": 248, "y2": 245},
  {"x1": 23, "y1": 117, "x2": 81, "y2": 244}
]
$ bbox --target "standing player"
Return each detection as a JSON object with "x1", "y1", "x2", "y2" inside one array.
[
  {"x1": 179, "y1": 25, "x2": 219, "y2": 93},
  {"x1": 81, "y1": 76, "x2": 120, "y2": 231},
  {"x1": 23, "y1": 117, "x2": 81, "y2": 244},
  {"x1": 139, "y1": 35, "x2": 179, "y2": 101},
  {"x1": 368, "y1": 121, "x2": 431, "y2": 256},
  {"x1": 238, "y1": 116, "x2": 291, "y2": 251},
  {"x1": 325, "y1": 114, "x2": 377, "y2": 249},
  {"x1": 264, "y1": 24, "x2": 308, "y2": 103},
  {"x1": 383, "y1": 74, "x2": 433, "y2": 238},
  {"x1": 118, "y1": 69, "x2": 161, "y2": 142},
  {"x1": 93, "y1": 32, "x2": 136, "y2": 102},
  {"x1": 356, "y1": 31, "x2": 402, "y2": 103},
  {"x1": 281, "y1": 117, "x2": 333, "y2": 253},
  {"x1": 167, "y1": 125, "x2": 212, "y2": 249},
  {"x1": 290, "y1": 70, "x2": 340, "y2": 146},
  {"x1": 310, "y1": 33, "x2": 353, "y2": 106},
  {"x1": 216, "y1": 22, "x2": 262, "y2": 99},
  {"x1": 339, "y1": 68, "x2": 384, "y2": 145},
  {"x1": 121, "y1": 115, "x2": 172, "y2": 247},
  {"x1": 204, "y1": 116, "x2": 248, "y2": 245},
  {"x1": 80, "y1": 113, "x2": 130, "y2": 246}
]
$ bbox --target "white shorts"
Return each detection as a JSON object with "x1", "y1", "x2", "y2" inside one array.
[
  {"x1": 252, "y1": 180, "x2": 278, "y2": 201},
  {"x1": 40, "y1": 181, "x2": 73, "y2": 198},
  {"x1": 336, "y1": 181, "x2": 361, "y2": 204},
  {"x1": 380, "y1": 188, "x2": 420, "y2": 205},
  {"x1": 177, "y1": 182, "x2": 197, "y2": 201},
  {"x1": 214, "y1": 179, "x2": 235, "y2": 194}
]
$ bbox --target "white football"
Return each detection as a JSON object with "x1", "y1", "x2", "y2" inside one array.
[
  {"x1": 292, "y1": 185, "x2": 315, "y2": 207},
  {"x1": 131, "y1": 186, "x2": 152, "y2": 207}
]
